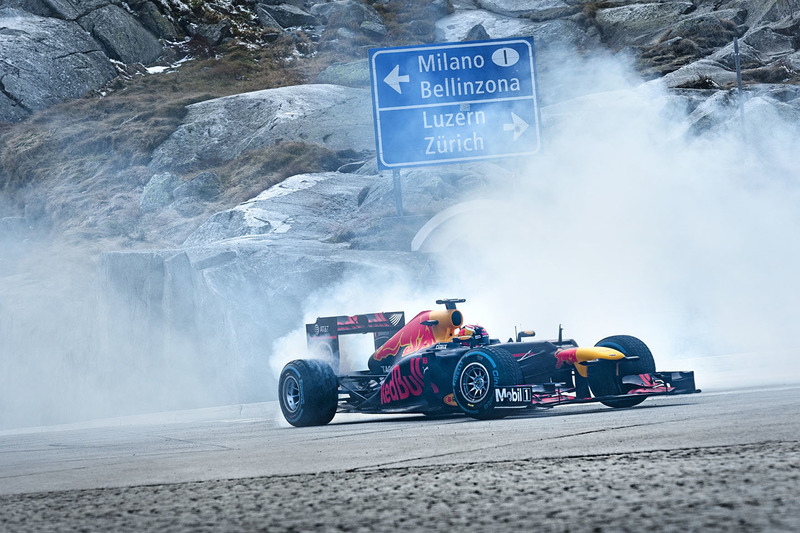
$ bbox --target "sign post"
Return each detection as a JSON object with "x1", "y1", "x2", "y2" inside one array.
[
  {"x1": 392, "y1": 168, "x2": 404, "y2": 216},
  {"x1": 369, "y1": 37, "x2": 541, "y2": 170}
]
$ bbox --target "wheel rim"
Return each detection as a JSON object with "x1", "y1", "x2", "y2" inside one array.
[
  {"x1": 283, "y1": 375, "x2": 301, "y2": 413},
  {"x1": 460, "y1": 362, "x2": 490, "y2": 403}
]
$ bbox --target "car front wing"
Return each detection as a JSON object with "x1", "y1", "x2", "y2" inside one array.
[{"x1": 494, "y1": 371, "x2": 700, "y2": 408}]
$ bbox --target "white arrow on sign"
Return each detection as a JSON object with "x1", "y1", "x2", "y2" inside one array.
[
  {"x1": 384, "y1": 65, "x2": 410, "y2": 94},
  {"x1": 503, "y1": 112, "x2": 529, "y2": 141}
]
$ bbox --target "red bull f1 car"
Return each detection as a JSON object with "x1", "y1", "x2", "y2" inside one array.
[{"x1": 278, "y1": 299, "x2": 700, "y2": 426}]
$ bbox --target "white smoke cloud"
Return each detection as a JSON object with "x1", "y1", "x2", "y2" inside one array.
[
  {"x1": 433, "y1": 52, "x2": 800, "y2": 389},
  {"x1": 0, "y1": 244, "x2": 235, "y2": 430},
  {"x1": 273, "y1": 50, "x2": 800, "y2": 391}
]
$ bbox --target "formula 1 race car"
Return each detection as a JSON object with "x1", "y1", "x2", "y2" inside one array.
[{"x1": 278, "y1": 299, "x2": 700, "y2": 426}]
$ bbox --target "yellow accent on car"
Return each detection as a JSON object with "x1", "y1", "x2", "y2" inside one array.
[
  {"x1": 574, "y1": 347, "x2": 625, "y2": 377},
  {"x1": 427, "y1": 309, "x2": 464, "y2": 342}
]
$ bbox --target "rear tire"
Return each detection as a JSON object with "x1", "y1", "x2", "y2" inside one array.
[
  {"x1": 279, "y1": 359, "x2": 338, "y2": 427},
  {"x1": 452, "y1": 346, "x2": 522, "y2": 420},
  {"x1": 588, "y1": 335, "x2": 656, "y2": 408}
]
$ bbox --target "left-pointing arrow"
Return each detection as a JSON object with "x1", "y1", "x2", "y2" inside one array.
[{"x1": 384, "y1": 65, "x2": 410, "y2": 94}]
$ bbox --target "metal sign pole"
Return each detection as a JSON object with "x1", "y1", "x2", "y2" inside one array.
[
  {"x1": 392, "y1": 169, "x2": 404, "y2": 216},
  {"x1": 733, "y1": 36, "x2": 745, "y2": 137}
]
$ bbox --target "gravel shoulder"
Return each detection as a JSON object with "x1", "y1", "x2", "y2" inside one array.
[{"x1": 2, "y1": 441, "x2": 798, "y2": 532}]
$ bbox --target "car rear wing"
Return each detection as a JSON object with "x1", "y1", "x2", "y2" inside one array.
[{"x1": 306, "y1": 312, "x2": 406, "y2": 372}]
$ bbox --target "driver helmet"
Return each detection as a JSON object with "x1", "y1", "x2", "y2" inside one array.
[{"x1": 456, "y1": 324, "x2": 490, "y2": 346}]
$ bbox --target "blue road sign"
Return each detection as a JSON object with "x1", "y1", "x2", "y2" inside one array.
[{"x1": 369, "y1": 37, "x2": 540, "y2": 169}]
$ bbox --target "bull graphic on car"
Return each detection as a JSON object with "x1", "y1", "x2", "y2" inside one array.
[{"x1": 279, "y1": 299, "x2": 700, "y2": 426}]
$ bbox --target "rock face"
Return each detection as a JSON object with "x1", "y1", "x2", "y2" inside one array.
[
  {"x1": 181, "y1": 162, "x2": 505, "y2": 249},
  {"x1": 77, "y1": 3, "x2": 163, "y2": 64},
  {"x1": 183, "y1": 171, "x2": 371, "y2": 246},
  {"x1": 4, "y1": 0, "x2": 799, "y2": 123},
  {"x1": 0, "y1": 1, "x2": 166, "y2": 122},
  {"x1": 594, "y1": 2, "x2": 697, "y2": 48},
  {"x1": 259, "y1": 2, "x2": 317, "y2": 27},
  {"x1": 315, "y1": 59, "x2": 371, "y2": 87},
  {"x1": 435, "y1": 9, "x2": 541, "y2": 42},
  {"x1": 140, "y1": 172, "x2": 182, "y2": 213},
  {"x1": 173, "y1": 172, "x2": 221, "y2": 202},
  {"x1": 0, "y1": 7, "x2": 117, "y2": 121},
  {"x1": 478, "y1": 0, "x2": 572, "y2": 17},
  {"x1": 148, "y1": 84, "x2": 374, "y2": 174},
  {"x1": 311, "y1": 0, "x2": 385, "y2": 34}
]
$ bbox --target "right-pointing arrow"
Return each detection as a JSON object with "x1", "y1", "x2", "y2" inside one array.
[
  {"x1": 503, "y1": 112, "x2": 529, "y2": 141},
  {"x1": 384, "y1": 65, "x2": 410, "y2": 94}
]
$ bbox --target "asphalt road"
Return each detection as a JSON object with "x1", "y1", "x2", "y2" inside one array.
[{"x1": 1, "y1": 385, "x2": 799, "y2": 531}]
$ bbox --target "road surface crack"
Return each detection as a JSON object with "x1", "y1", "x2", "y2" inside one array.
[{"x1": 352, "y1": 420, "x2": 669, "y2": 471}]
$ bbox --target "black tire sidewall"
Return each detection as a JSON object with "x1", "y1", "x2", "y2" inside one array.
[
  {"x1": 588, "y1": 335, "x2": 656, "y2": 408},
  {"x1": 452, "y1": 347, "x2": 520, "y2": 419},
  {"x1": 278, "y1": 359, "x2": 338, "y2": 427},
  {"x1": 278, "y1": 363, "x2": 306, "y2": 425},
  {"x1": 595, "y1": 335, "x2": 655, "y2": 377}
]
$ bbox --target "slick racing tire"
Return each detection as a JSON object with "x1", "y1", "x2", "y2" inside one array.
[
  {"x1": 587, "y1": 335, "x2": 656, "y2": 408},
  {"x1": 452, "y1": 346, "x2": 523, "y2": 420},
  {"x1": 279, "y1": 359, "x2": 338, "y2": 427}
]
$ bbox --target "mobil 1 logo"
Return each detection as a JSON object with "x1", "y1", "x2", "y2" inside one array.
[
  {"x1": 495, "y1": 386, "x2": 533, "y2": 406},
  {"x1": 369, "y1": 37, "x2": 540, "y2": 169}
]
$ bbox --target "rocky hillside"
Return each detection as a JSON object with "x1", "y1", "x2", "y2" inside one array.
[
  {"x1": 0, "y1": 0, "x2": 452, "y2": 247},
  {"x1": 1, "y1": 0, "x2": 798, "y2": 248},
  {"x1": 1, "y1": 0, "x2": 799, "y2": 428}
]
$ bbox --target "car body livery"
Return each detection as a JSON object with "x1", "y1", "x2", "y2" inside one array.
[{"x1": 278, "y1": 299, "x2": 700, "y2": 426}]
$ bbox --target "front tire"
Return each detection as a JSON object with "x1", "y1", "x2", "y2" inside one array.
[
  {"x1": 587, "y1": 335, "x2": 656, "y2": 408},
  {"x1": 279, "y1": 359, "x2": 338, "y2": 427},
  {"x1": 452, "y1": 346, "x2": 522, "y2": 420}
]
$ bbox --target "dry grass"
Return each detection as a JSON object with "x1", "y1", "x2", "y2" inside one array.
[
  {"x1": 674, "y1": 75, "x2": 721, "y2": 90},
  {"x1": 632, "y1": 16, "x2": 739, "y2": 79},
  {"x1": 372, "y1": 0, "x2": 445, "y2": 43},
  {"x1": 213, "y1": 142, "x2": 357, "y2": 206},
  {"x1": 742, "y1": 62, "x2": 800, "y2": 85},
  {"x1": 1, "y1": 93, "x2": 201, "y2": 189},
  {"x1": 0, "y1": 34, "x2": 304, "y2": 190}
]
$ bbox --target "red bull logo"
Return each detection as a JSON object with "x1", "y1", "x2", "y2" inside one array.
[
  {"x1": 369, "y1": 308, "x2": 462, "y2": 374},
  {"x1": 381, "y1": 356, "x2": 426, "y2": 404},
  {"x1": 372, "y1": 311, "x2": 437, "y2": 362}
]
